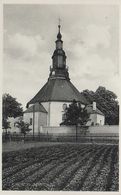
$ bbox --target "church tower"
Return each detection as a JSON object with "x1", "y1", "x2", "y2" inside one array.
[
  {"x1": 25, "y1": 23, "x2": 88, "y2": 127},
  {"x1": 49, "y1": 24, "x2": 69, "y2": 80}
]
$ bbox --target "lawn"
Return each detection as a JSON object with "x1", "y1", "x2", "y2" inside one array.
[{"x1": 2, "y1": 143, "x2": 119, "y2": 191}]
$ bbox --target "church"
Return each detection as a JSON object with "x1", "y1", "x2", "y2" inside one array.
[{"x1": 23, "y1": 24, "x2": 105, "y2": 133}]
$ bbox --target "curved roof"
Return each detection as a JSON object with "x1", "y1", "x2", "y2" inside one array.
[{"x1": 27, "y1": 78, "x2": 89, "y2": 106}]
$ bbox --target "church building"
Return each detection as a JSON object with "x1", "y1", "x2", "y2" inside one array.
[{"x1": 23, "y1": 24, "x2": 104, "y2": 132}]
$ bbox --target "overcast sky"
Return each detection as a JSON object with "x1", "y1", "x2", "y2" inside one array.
[{"x1": 3, "y1": 4, "x2": 119, "y2": 109}]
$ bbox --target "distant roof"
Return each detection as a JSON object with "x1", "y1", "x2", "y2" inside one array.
[
  {"x1": 27, "y1": 78, "x2": 89, "y2": 106},
  {"x1": 86, "y1": 104, "x2": 104, "y2": 116},
  {"x1": 24, "y1": 103, "x2": 47, "y2": 113}
]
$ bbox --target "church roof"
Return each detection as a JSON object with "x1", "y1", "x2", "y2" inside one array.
[
  {"x1": 27, "y1": 78, "x2": 89, "y2": 106},
  {"x1": 86, "y1": 104, "x2": 104, "y2": 116},
  {"x1": 26, "y1": 24, "x2": 89, "y2": 108},
  {"x1": 24, "y1": 102, "x2": 47, "y2": 113}
]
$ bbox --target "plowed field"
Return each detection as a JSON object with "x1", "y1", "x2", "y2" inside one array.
[{"x1": 2, "y1": 144, "x2": 119, "y2": 191}]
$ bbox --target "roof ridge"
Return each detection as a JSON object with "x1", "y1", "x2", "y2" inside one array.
[
  {"x1": 68, "y1": 81, "x2": 89, "y2": 104},
  {"x1": 28, "y1": 82, "x2": 48, "y2": 105},
  {"x1": 38, "y1": 82, "x2": 48, "y2": 101}
]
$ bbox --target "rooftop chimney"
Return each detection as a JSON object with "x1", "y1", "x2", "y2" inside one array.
[{"x1": 93, "y1": 101, "x2": 96, "y2": 111}]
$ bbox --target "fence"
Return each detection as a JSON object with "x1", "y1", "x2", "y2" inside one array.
[{"x1": 2, "y1": 131, "x2": 119, "y2": 144}]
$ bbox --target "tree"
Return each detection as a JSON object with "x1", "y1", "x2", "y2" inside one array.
[
  {"x1": 15, "y1": 120, "x2": 32, "y2": 142},
  {"x1": 80, "y1": 89, "x2": 95, "y2": 104},
  {"x1": 81, "y1": 86, "x2": 119, "y2": 125},
  {"x1": 2, "y1": 118, "x2": 10, "y2": 130},
  {"x1": 2, "y1": 93, "x2": 23, "y2": 131},
  {"x1": 61, "y1": 99, "x2": 89, "y2": 141}
]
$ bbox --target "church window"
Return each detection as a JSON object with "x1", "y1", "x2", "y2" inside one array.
[
  {"x1": 63, "y1": 103, "x2": 67, "y2": 111},
  {"x1": 58, "y1": 56, "x2": 63, "y2": 68},
  {"x1": 52, "y1": 71, "x2": 55, "y2": 75},
  {"x1": 62, "y1": 113, "x2": 66, "y2": 121},
  {"x1": 30, "y1": 118, "x2": 32, "y2": 125},
  {"x1": 56, "y1": 41, "x2": 62, "y2": 49}
]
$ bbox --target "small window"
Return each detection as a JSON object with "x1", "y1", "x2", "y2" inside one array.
[
  {"x1": 30, "y1": 118, "x2": 32, "y2": 125},
  {"x1": 91, "y1": 122, "x2": 94, "y2": 126},
  {"x1": 52, "y1": 71, "x2": 55, "y2": 75},
  {"x1": 62, "y1": 113, "x2": 66, "y2": 121},
  {"x1": 62, "y1": 103, "x2": 67, "y2": 111}
]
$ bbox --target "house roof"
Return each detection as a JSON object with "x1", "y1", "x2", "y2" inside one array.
[
  {"x1": 27, "y1": 78, "x2": 89, "y2": 106},
  {"x1": 86, "y1": 104, "x2": 104, "y2": 116},
  {"x1": 24, "y1": 102, "x2": 47, "y2": 113}
]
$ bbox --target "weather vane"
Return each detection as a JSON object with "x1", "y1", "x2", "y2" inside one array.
[{"x1": 58, "y1": 17, "x2": 61, "y2": 27}]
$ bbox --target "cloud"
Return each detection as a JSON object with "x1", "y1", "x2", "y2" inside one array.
[
  {"x1": 3, "y1": 32, "x2": 53, "y2": 109},
  {"x1": 3, "y1": 5, "x2": 119, "y2": 108},
  {"x1": 69, "y1": 24, "x2": 111, "y2": 59},
  {"x1": 70, "y1": 53, "x2": 116, "y2": 79},
  {"x1": 71, "y1": 74, "x2": 120, "y2": 99},
  {"x1": 3, "y1": 44, "x2": 51, "y2": 109},
  {"x1": 67, "y1": 24, "x2": 117, "y2": 81},
  {"x1": 84, "y1": 24, "x2": 111, "y2": 49},
  {"x1": 4, "y1": 33, "x2": 46, "y2": 59}
]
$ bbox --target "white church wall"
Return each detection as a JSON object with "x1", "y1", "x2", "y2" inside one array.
[
  {"x1": 23, "y1": 112, "x2": 39, "y2": 133},
  {"x1": 49, "y1": 101, "x2": 72, "y2": 126},
  {"x1": 42, "y1": 101, "x2": 86, "y2": 127},
  {"x1": 41, "y1": 102, "x2": 50, "y2": 126},
  {"x1": 38, "y1": 112, "x2": 47, "y2": 127},
  {"x1": 24, "y1": 112, "x2": 32, "y2": 124},
  {"x1": 24, "y1": 111, "x2": 47, "y2": 133}
]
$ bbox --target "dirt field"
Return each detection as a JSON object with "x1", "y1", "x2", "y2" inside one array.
[
  {"x1": 2, "y1": 143, "x2": 119, "y2": 191},
  {"x1": 2, "y1": 141, "x2": 65, "y2": 152}
]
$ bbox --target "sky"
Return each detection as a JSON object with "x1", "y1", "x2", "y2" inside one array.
[{"x1": 3, "y1": 4, "x2": 120, "y2": 110}]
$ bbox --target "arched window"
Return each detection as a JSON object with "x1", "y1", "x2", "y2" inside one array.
[{"x1": 62, "y1": 103, "x2": 67, "y2": 111}]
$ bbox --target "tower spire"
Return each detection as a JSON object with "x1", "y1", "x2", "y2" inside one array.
[
  {"x1": 58, "y1": 17, "x2": 61, "y2": 32},
  {"x1": 58, "y1": 17, "x2": 61, "y2": 26},
  {"x1": 49, "y1": 22, "x2": 69, "y2": 80},
  {"x1": 57, "y1": 18, "x2": 62, "y2": 40}
]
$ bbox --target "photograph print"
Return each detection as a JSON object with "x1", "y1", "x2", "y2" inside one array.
[{"x1": 2, "y1": 3, "x2": 119, "y2": 191}]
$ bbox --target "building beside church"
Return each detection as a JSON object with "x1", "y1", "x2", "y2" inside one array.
[
  {"x1": 86, "y1": 102, "x2": 105, "y2": 126},
  {"x1": 23, "y1": 24, "x2": 105, "y2": 133}
]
